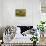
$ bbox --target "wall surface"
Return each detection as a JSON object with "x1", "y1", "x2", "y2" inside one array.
[
  {"x1": 0, "y1": 0, "x2": 41, "y2": 27},
  {"x1": 0, "y1": 0, "x2": 2, "y2": 26}
]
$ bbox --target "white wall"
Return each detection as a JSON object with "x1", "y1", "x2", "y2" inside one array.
[
  {"x1": 0, "y1": 0, "x2": 2, "y2": 26},
  {"x1": 0, "y1": 0, "x2": 41, "y2": 27}
]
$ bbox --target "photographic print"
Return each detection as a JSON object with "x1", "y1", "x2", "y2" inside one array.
[{"x1": 16, "y1": 9, "x2": 26, "y2": 17}]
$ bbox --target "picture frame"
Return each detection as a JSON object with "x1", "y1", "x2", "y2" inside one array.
[{"x1": 16, "y1": 9, "x2": 26, "y2": 17}]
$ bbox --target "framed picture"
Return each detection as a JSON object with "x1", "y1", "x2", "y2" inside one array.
[{"x1": 16, "y1": 9, "x2": 26, "y2": 17}]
